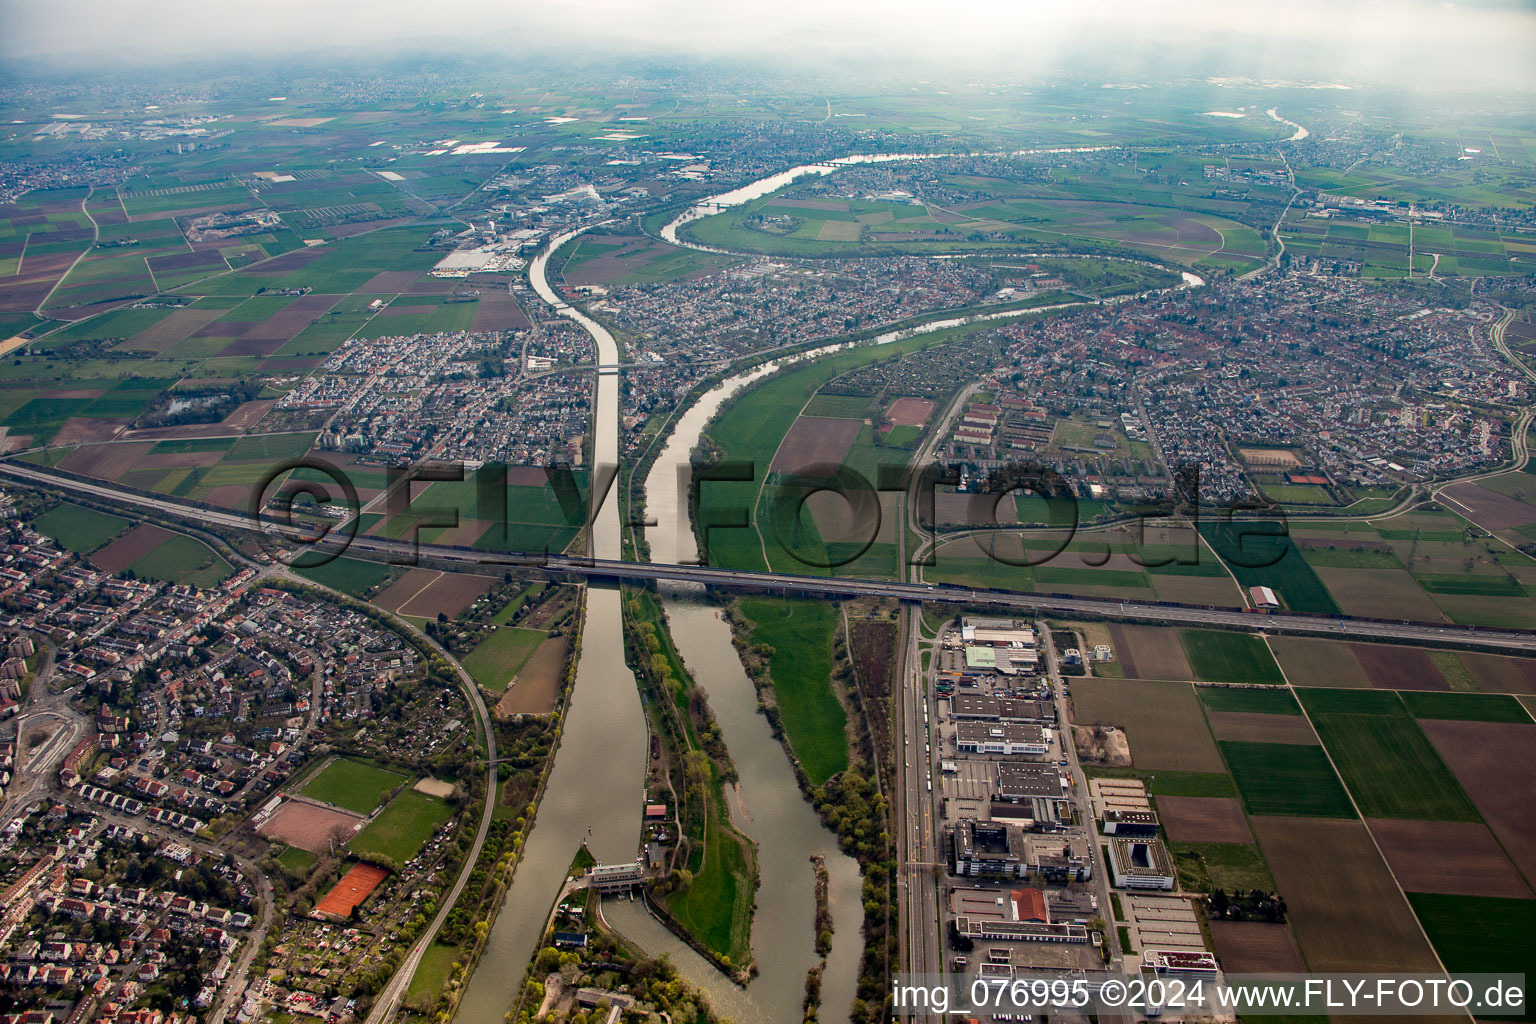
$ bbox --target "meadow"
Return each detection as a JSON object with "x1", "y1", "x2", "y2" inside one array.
[
  {"x1": 32, "y1": 502, "x2": 127, "y2": 553},
  {"x1": 737, "y1": 596, "x2": 848, "y2": 785},
  {"x1": 460, "y1": 626, "x2": 546, "y2": 692}
]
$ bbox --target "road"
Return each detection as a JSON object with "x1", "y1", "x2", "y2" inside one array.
[
  {"x1": 349, "y1": 582, "x2": 499, "y2": 1024},
  {"x1": 894, "y1": 605, "x2": 941, "y2": 1022},
  {"x1": 7, "y1": 459, "x2": 1536, "y2": 656},
  {"x1": 1038, "y1": 623, "x2": 1117, "y2": 963}
]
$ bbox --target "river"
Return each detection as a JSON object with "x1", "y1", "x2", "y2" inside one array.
[
  {"x1": 454, "y1": 229, "x2": 648, "y2": 1023},
  {"x1": 459, "y1": 151, "x2": 1202, "y2": 1024},
  {"x1": 627, "y1": 345, "x2": 869, "y2": 1024}
]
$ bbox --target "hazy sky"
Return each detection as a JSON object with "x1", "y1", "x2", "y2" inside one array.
[{"x1": 3, "y1": 0, "x2": 1534, "y2": 91}]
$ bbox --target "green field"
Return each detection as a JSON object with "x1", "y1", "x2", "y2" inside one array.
[
  {"x1": 1220, "y1": 741, "x2": 1356, "y2": 818},
  {"x1": 1199, "y1": 522, "x2": 1341, "y2": 614},
  {"x1": 1181, "y1": 630, "x2": 1286, "y2": 685},
  {"x1": 293, "y1": 556, "x2": 397, "y2": 598},
  {"x1": 1300, "y1": 691, "x2": 1481, "y2": 821},
  {"x1": 300, "y1": 757, "x2": 408, "y2": 815},
  {"x1": 350, "y1": 789, "x2": 455, "y2": 864},
  {"x1": 1398, "y1": 691, "x2": 1534, "y2": 724},
  {"x1": 127, "y1": 533, "x2": 232, "y2": 587},
  {"x1": 33, "y1": 502, "x2": 127, "y2": 554},
  {"x1": 1196, "y1": 685, "x2": 1301, "y2": 715},
  {"x1": 460, "y1": 626, "x2": 545, "y2": 692},
  {"x1": 737, "y1": 596, "x2": 848, "y2": 785},
  {"x1": 1407, "y1": 893, "x2": 1536, "y2": 1014}
]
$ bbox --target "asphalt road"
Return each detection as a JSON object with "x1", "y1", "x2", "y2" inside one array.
[{"x1": 6, "y1": 460, "x2": 1536, "y2": 656}]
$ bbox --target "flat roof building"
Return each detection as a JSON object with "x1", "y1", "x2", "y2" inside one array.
[
  {"x1": 1108, "y1": 839, "x2": 1176, "y2": 891},
  {"x1": 951, "y1": 695, "x2": 1056, "y2": 723},
  {"x1": 956, "y1": 721, "x2": 1049, "y2": 757},
  {"x1": 994, "y1": 763, "x2": 1070, "y2": 823}
]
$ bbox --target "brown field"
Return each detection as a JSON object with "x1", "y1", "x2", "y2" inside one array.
[
  {"x1": 1315, "y1": 566, "x2": 1447, "y2": 623},
  {"x1": 132, "y1": 449, "x2": 225, "y2": 471},
  {"x1": 496, "y1": 635, "x2": 569, "y2": 715},
  {"x1": 1208, "y1": 921, "x2": 1308, "y2": 973},
  {"x1": 1366, "y1": 818, "x2": 1531, "y2": 898},
  {"x1": 886, "y1": 397, "x2": 934, "y2": 426},
  {"x1": 327, "y1": 216, "x2": 418, "y2": 239},
  {"x1": 258, "y1": 797, "x2": 364, "y2": 853},
  {"x1": 471, "y1": 291, "x2": 531, "y2": 331},
  {"x1": 0, "y1": 248, "x2": 89, "y2": 312},
  {"x1": 1441, "y1": 480, "x2": 1536, "y2": 531},
  {"x1": 119, "y1": 308, "x2": 225, "y2": 353},
  {"x1": 1250, "y1": 816, "x2": 1441, "y2": 972},
  {"x1": 1421, "y1": 719, "x2": 1536, "y2": 883},
  {"x1": 1206, "y1": 711, "x2": 1318, "y2": 745},
  {"x1": 397, "y1": 571, "x2": 497, "y2": 620},
  {"x1": 1068, "y1": 678, "x2": 1223, "y2": 772},
  {"x1": 1270, "y1": 637, "x2": 1373, "y2": 688},
  {"x1": 222, "y1": 400, "x2": 278, "y2": 431},
  {"x1": 245, "y1": 246, "x2": 328, "y2": 275},
  {"x1": 59, "y1": 441, "x2": 154, "y2": 481},
  {"x1": 426, "y1": 519, "x2": 491, "y2": 548},
  {"x1": 90, "y1": 523, "x2": 175, "y2": 572},
  {"x1": 1108, "y1": 624, "x2": 1192, "y2": 681},
  {"x1": 1150, "y1": 573, "x2": 1244, "y2": 608},
  {"x1": 769, "y1": 416, "x2": 862, "y2": 474},
  {"x1": 146, "y1": 250, "x2": 225, "y2": 274},
  {"x1": 1157, "y1": 796, "x2": 1253, "y2": 844},
  {"x1": 370, "y1": 568, "x2": 439, "y2": 613},
  {"x1": 1351, "y1": 643, "x2": 1448, "y2": 690},
  {"x1": 361, "y1": 271, "x2": 422, "y2": 292},
  {"x1": 52, "y1": 417, "x2": 130, "y2": 445},
  {"x1": 1457, "y1": 652, "x2": 1536, "y2": 694},
  {"x1": 316, "y1": 862, "x2": 388, "y2": 919},
  {"x1": 932, "y1": 493, "x2": 1017, "y2": 529},
  {"x1": 504, "y1": 465, "x2": 550, "y2": 486}
]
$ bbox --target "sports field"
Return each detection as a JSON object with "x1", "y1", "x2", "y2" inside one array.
[
  {"x1": 300, "y1": 757, "x2": 408, "y2": 816},
  {"x1": 349, "y1": 789, "x2": 455, "y2": 864},
  {"x1": 316, "y1": 862, "x2": 389, "y2": 919}
]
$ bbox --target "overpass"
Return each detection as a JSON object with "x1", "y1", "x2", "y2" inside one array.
[{"x1": 6, "y1": 459, "x2": 1536, "y2": 655}]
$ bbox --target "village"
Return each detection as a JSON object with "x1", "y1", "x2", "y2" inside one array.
[{"x1": 0, "y1": 491, "x2": 480, "y2": 1024}]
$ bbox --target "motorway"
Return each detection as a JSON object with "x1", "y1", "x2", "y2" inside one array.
[
  {"x1": 6, "y1": 458, "x2": 1536, "y2": 656},
  {"x1": 894, "y1": 606, "x2": 941, "y2": 1022}
]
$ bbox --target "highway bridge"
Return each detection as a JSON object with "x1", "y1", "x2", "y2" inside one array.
[{"x1": 6, "y1": 459, "x2": 1536, "y2": 655}]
